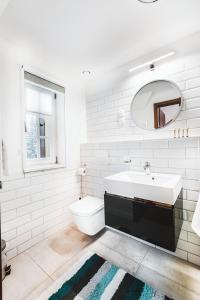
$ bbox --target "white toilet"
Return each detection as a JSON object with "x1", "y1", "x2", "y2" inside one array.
[{"x1": 69, "y1": 196, "x2": 105, "y2": 236}]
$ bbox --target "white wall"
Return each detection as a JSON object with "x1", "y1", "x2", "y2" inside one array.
[
  {"x1": 82, "y1": 51, "x2": 200, "y2": 266},
  {"x1": 0, "y1": 36, "x2": 87, "y2": 259}
]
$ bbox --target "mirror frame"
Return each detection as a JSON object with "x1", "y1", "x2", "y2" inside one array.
[{"x1": 131, "y1": 79, "x2": 183, "y2": 131}]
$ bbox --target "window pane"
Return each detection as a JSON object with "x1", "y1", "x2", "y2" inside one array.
[
  {"x1": 45, "y1": 138, "x2": 50, "y2": 157},
  {"x1": 40, "y1": 138, "x2": 46, "y2": 158},
  {"x1": 40, "y1": 138, "x2": 50, "y2": 158},
  {"x1": 26, "y1": 113, "x2": 38, "y2": 159},
  {"x1": 39, "y1": 117, "x2": 45, "y2": 136}
]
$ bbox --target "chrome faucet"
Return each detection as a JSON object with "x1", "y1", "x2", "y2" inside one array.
[{"x1": 144, "y1": 161, "x2": 151, "y2": 175}]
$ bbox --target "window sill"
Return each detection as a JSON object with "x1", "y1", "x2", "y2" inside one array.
[{"x1": 23, "y1": 164, "x2": 66, "y2": 173}]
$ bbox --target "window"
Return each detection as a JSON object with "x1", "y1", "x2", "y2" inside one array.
[{"x1": 22, "y1": 71, "x2": 66, "y2": 171}]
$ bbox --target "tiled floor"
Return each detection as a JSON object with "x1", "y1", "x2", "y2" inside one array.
[{"x1": 3, "y1": 225, "x2": 200, "y2": 300}]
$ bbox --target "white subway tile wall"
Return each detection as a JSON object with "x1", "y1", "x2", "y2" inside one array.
[
  {"x1": 86, "y1": 56, "x2": 200, "y2": 142},
  {"x1": 82, "y1": 56, "x2": 200, "y2": 266},
  {"x1": 0, "y1": 168, "x2": 80, "y2": 260},
  {"x1": 81, "y1": 138, "x2": 200, "y2": 265}
]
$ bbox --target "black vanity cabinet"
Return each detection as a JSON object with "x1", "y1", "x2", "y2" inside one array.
[{"x1": 104, "y1": 192, "x2": 183, "y2": 252}]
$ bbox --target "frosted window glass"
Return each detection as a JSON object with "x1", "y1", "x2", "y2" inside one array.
[{"x1": 26, "y1": 113, "x2": 38, "y2": 159}]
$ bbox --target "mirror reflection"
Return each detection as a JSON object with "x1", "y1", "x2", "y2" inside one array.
[{"x1": 131, "y1": 80, "x2": 182, "y2": 130}]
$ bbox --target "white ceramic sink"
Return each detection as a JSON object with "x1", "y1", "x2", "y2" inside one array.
[{"x1": 104, "y1": 171, "x2": 182, "y2": 205}]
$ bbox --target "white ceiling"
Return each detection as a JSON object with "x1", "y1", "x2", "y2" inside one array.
[{"x1": 0, "y1": 0, "x2": 200, "y2": 73}]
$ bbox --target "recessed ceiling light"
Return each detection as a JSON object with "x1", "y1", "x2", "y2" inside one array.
[
  {"x1": 82, "y1": 70, "x2": 91, "y2": 76},
  {"x1": 137, "y1": 0, "x2": 158, "y2": 3}
]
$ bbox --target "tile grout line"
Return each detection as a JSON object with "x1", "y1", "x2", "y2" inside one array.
[
  {"x1": 96, "y1": 238, "x2": 147, "y2": 275},
  {"x1": 25, "y1": 234, "x2": 94, "y2": 282},
  {"x1": 98, "y1": 236, "x2": 150, "y2": 266},
  {"x1": 135, "y1": 246, "x2": 151, "y2": 276},
  {"x1": 136, "y1": 261, "x2": 200, "y2": 297},
  {"x1": 25, "y1": 250, "x2": 55, "y2": 281},
  {"x1": 134, "y1": 246, "x2": 200, "y2": 297}
]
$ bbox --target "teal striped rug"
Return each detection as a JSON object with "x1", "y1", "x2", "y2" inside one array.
[{"x1": 49, "y1": 253, "x2": 172, "y2": 300}]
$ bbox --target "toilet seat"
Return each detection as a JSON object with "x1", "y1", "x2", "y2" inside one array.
[{"x1": 69, "y1": 196, "x2": 104, "y2": 217}]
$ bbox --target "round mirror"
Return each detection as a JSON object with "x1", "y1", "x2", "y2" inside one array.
[{"x1": 131, "y1": 80, "x2": 182, "y2": 130}]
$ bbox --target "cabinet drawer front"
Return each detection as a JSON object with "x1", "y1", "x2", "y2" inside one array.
[
  {"x1": 132, "y1": 200, "x2": 174, "y2": 250},
  {"x1": 104, "y1": 193, "x2": 133, "y2": 234}
]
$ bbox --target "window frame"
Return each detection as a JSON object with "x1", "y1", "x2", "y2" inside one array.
[{"x1": 21, "y1": 66, "x2": 67, "y2": 173}]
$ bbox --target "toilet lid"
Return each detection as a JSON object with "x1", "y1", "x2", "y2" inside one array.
[{"x1": 69, "y1": 196, "x2": 104, "y2": 217}]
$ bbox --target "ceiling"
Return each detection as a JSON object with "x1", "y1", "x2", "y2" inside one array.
[{"x1": 0, "y1": 0, "x2": 200, "y2": 73}]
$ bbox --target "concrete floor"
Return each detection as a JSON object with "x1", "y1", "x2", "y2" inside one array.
[{"x1": 3, "y1": 225, "x2": 200, "y2": 300}]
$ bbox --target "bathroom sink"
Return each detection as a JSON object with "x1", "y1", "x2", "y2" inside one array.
[{"x1": 104, "y1": 171, "x2": 182, "y2": 205}]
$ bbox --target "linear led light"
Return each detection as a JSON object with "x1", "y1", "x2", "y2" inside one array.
[
  {"x1": 129, "y1": 51, "x2": 175, "y2": 73},
  {"x1": 138, "y1": 0, "x2": 158, "y2": 3}
]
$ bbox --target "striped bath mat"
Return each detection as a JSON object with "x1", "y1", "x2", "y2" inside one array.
[{"x1": 48, "y1": 253, "x2": 172, "y2": 300}]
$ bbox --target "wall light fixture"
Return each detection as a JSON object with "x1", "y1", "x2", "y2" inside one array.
[
  {"x1": 137, "y1": 0, "x2": 158, "y2": 3},
  {"x1": 129, "y1": 51, "x2": 175, "y2": 73}
]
